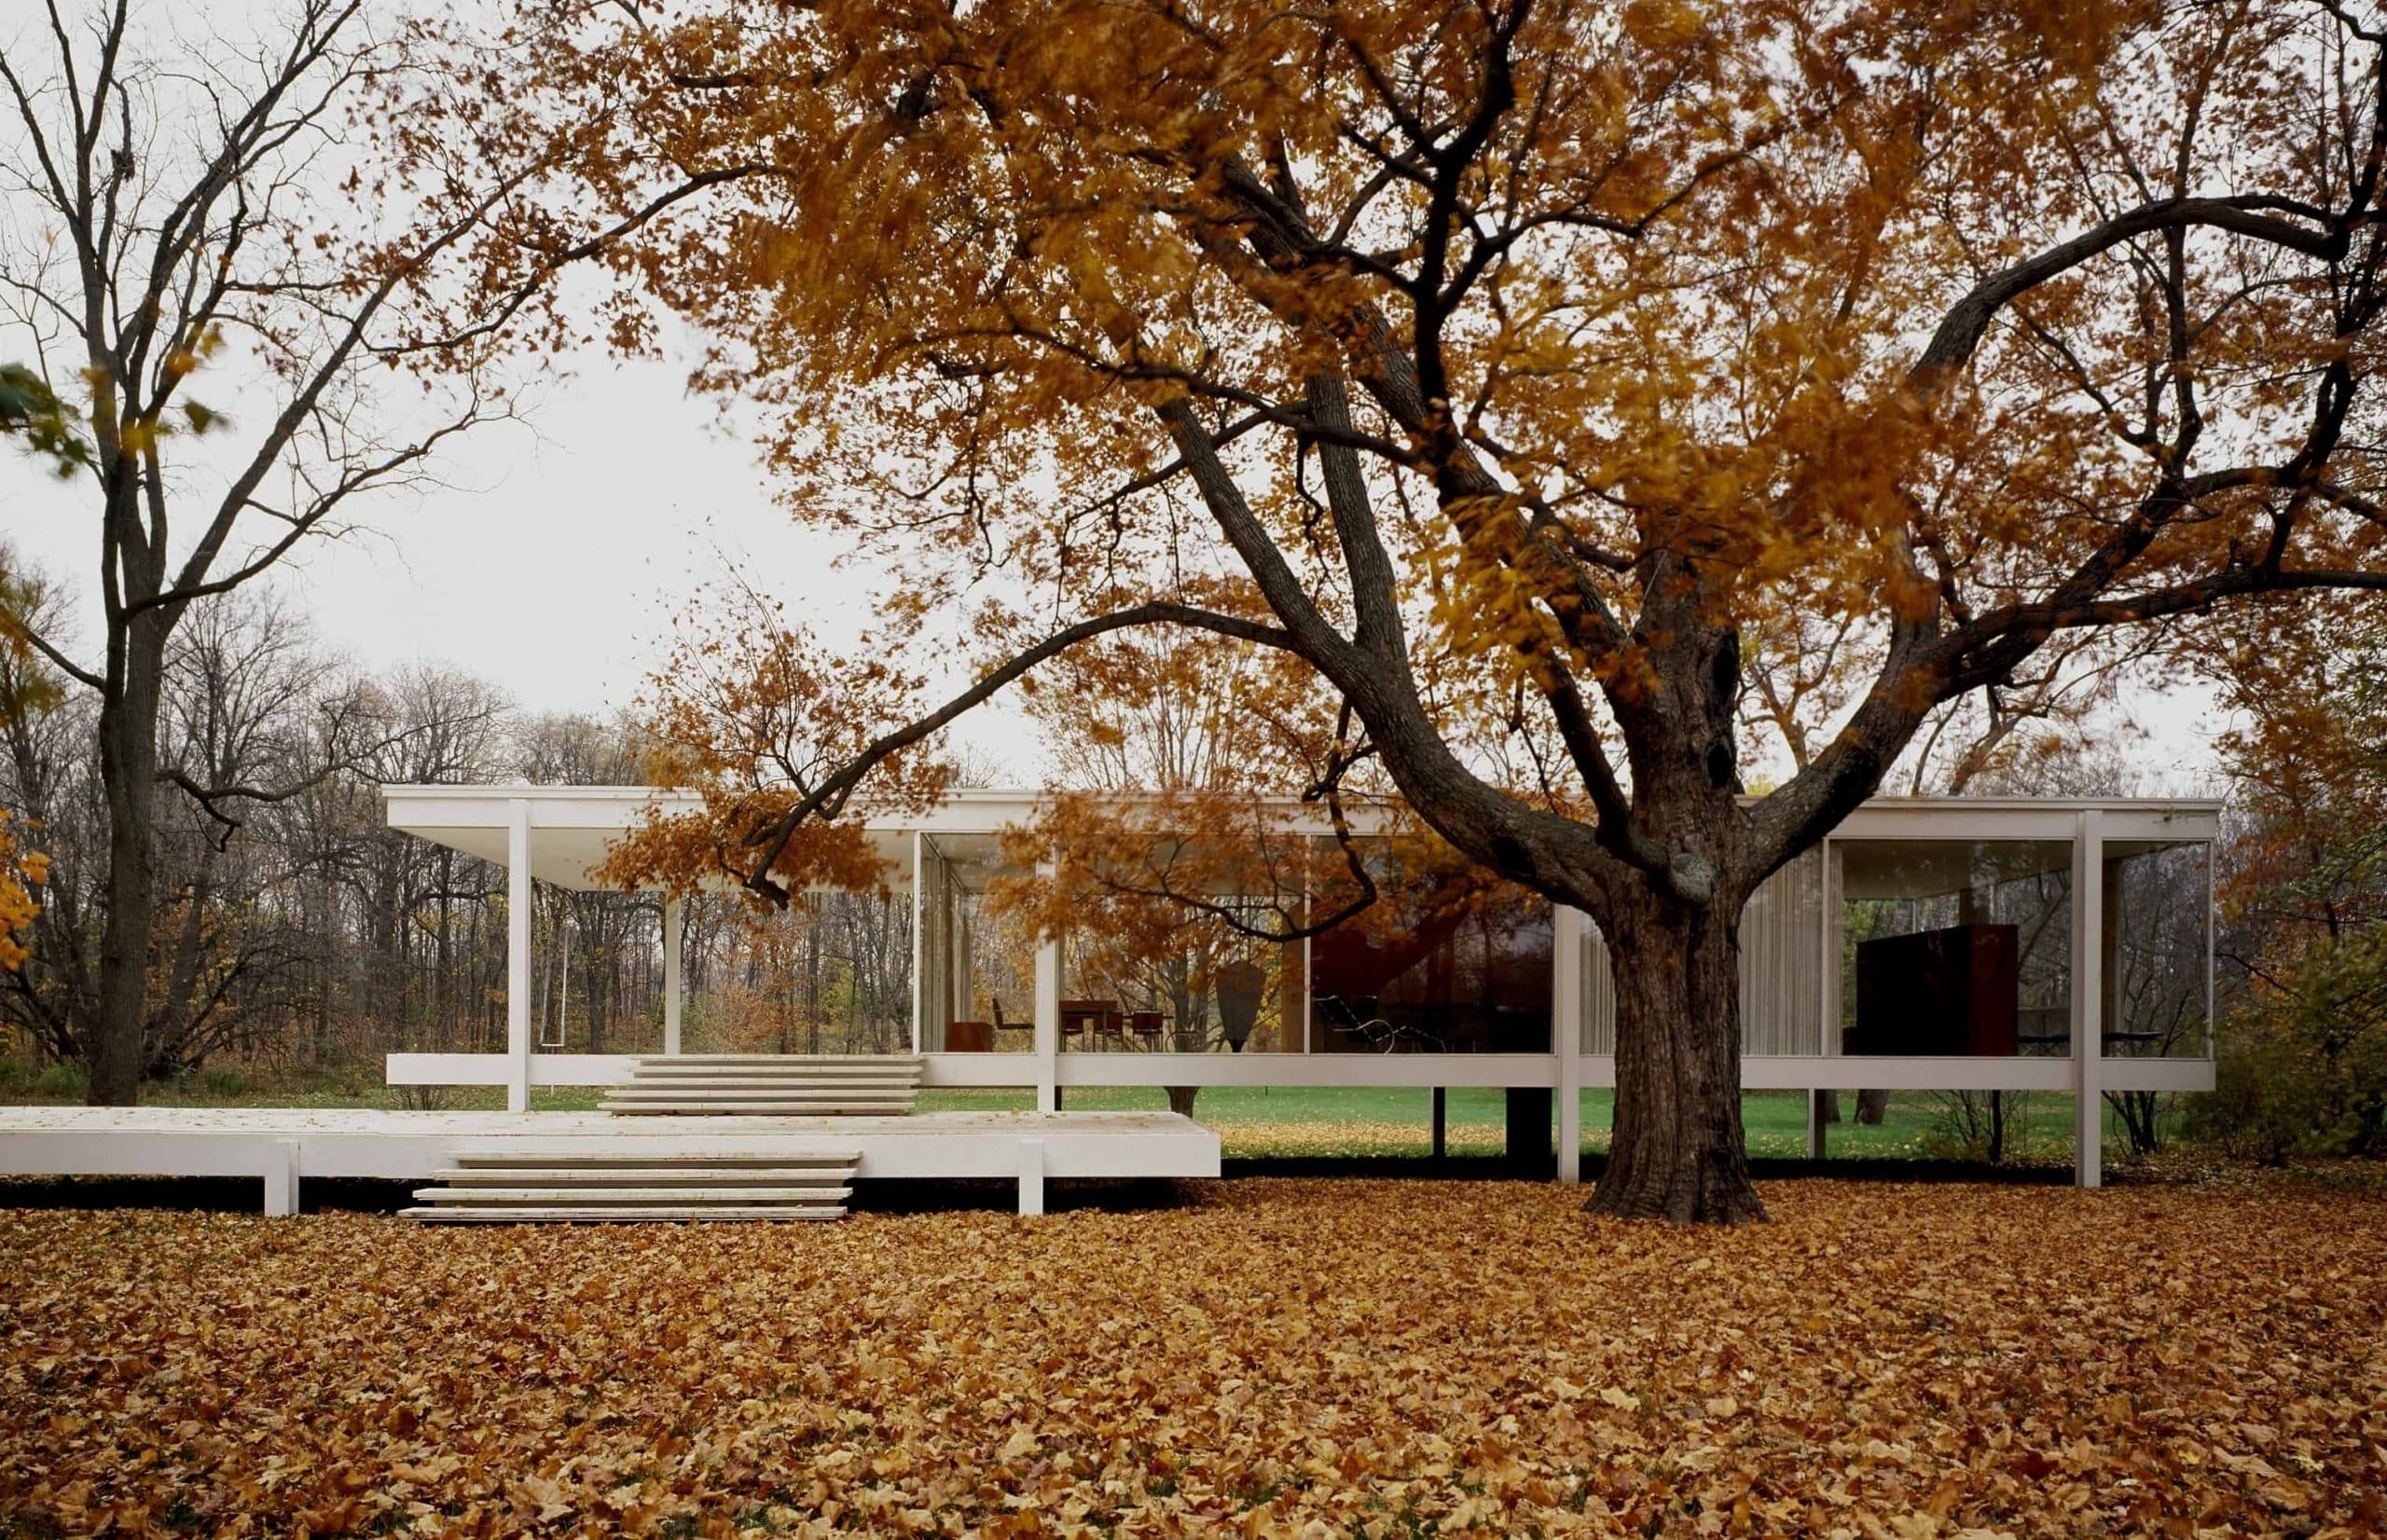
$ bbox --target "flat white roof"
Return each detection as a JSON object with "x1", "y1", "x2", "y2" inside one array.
[{"x1": 380, "y1": 784, "x2": 2224, "y2": 892}]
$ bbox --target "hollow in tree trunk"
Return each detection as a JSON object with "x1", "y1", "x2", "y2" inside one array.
[{"x1": 1586, "y1": 895, "x2": 1766, "y2": 1224}]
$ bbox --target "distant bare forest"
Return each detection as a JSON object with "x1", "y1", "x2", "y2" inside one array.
[{"x1": 0, "y1": 590, "x2": 914, "y2": 1088}]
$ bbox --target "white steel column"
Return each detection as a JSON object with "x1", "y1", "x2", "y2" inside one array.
[
  {"x1": 1033, "y1": 859, "x2": 1060, "y2": 1111},
  {"x1": 909, "y1": 832, "x2": 925, "y2": 1056},
  {"x1": 661, "y1": 895, "x2": 683, "y2": 1056},
  {"x1": 1553, "y1": 905, "x2": 1586, "y2": 1184},
  {"x1": 2072, "y1": 809, "x2": 2105, "y2": 1189},
  {"x1": 1033, "y1": 935, "x2": 1061, "y2": 1112},
  {"x1": 1811, "y1": 836, "x2": 1840, "y2": 1159},
  {"x1": 505, "y1": 797, "x2": 531, "y2": 1113}
]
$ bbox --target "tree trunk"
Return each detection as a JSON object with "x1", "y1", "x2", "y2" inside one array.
[
  {"x1": 1586, "y1": 895, "x2": 1766, "y2": 1224},
  {"x1": 88, "y1": 623, "x2": 166, "y2": 1107},
  {"x1": 1165, "y1": 1085, "x2": 1199, "y2": 1118},
  {"x1": 1855, "y1": 1088, "x2": 1888, "y2": 1125}
]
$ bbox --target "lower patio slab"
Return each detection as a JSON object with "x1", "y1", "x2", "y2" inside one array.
[{"x1": 0, "y1": 1107, "x2": 1220, "y2": 1217}]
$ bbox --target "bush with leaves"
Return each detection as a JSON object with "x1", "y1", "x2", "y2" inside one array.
[{"x1": 2189, "y1": 928, "x2": 2387, "y2": 1163}]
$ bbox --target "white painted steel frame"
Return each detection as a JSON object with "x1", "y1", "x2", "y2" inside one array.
[
  {"x1": 381, "y1": 787, "x2": 2223, "y2": 1186},
  {"x1": 0, "y1": 1108, "x2": 1220, "y2": 1217},
  {"x1": 385, "y1": 1047, "x2": 2205, "y2": 1093}
]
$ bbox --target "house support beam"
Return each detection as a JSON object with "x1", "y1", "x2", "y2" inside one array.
[
  {"x1": 909, "y1": 832, "x2": 926, "y2": 1056},
  {"x1": 662, "y1": 896, "x2": 683, "y2": 1056},
  {"x1": 1017, "y1": 1137, "x2": 1045, "y2": 1217},
  {"x1": 1554, "y1": 906, "x2": 1586, "y2": 1184},
  {"x1": 1033, "y1": 867, "x2": 1060, "y2": 1114},
  {"x1": 506, "y1": 798, "x2": 531, "y2": 1114},
  {"x1": 263, "y1": 1139, "x2": 300, "y2": 1217},
  {"x1": 2073, "y1": 809, "x2": 2105, "y2": 1189}
]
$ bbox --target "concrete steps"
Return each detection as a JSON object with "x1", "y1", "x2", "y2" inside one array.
[
  {"x1": 402, "y1": 1146, "x2": 861, "y2": 1223},
  {"x1": 600, "y1": 1054, "x2": 922, "y2": 1118}
]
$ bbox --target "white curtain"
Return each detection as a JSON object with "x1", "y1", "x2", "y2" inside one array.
[{"x1": 1579, "y1": 846, "x2": 1826, "y2": 1056}]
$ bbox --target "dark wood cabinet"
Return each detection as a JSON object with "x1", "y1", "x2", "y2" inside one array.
[{"x1": 1848, "y1": 923, "x2": 2020, "y2": 1056}]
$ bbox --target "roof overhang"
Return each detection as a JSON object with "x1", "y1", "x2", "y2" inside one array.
[{"x1": 379, "y1": 785, "x2": 2226, "y2": 893}]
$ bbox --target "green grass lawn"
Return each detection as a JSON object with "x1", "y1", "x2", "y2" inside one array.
[
  {"x1": 7, "y1": 1056, "x2": 2132, "y2": 1163},
  {"x1": 918, "y1": 1083, "x2": 2104, "y2": 1162}
]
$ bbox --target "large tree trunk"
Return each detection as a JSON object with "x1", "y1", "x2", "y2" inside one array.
[
  {"x1": 88, "y1": 624, "x2": 165, "y2": 1107},
  {"x1": 1587, "y1": 895, "x2": 1766, "y2": 1224}
]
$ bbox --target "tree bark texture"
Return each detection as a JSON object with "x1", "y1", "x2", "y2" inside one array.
[
  {"x1": 1586, "y1": 892, "x2": 1765, "y2": 1224},
  {"x1": 87, "y1": 615, "x2": 166, "y2": 1107}
]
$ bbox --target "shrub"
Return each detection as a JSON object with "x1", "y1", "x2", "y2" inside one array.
[
  {"x1": 2187, "y1": 928, "x2": 2387, "y2": 1162},
  {"x1": 200, "y1": 1066, "x2": 248, "y2": 1099}
]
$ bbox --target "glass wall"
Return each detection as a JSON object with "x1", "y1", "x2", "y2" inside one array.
[
  {"x1": 2104, "y1": 838, "x2": 2212, "y2": 1058},
  {"x1": 916, "y1": 835, "x2": 1038, "y2": 1052},
  {"x1": 1835, "y1": 839, "x2": 2074, "y2": 1055},
  {"x1": 1058, "y1": 911, "x2": 1304, "y2": 1053},
  {"x1": 1309, "y1": 841, "x2": 1552, "y2": 1053}
]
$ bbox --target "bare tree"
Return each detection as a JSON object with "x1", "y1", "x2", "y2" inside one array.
[{"x1": 0, "y1": 0, "x2": 570, "y2": 1101}]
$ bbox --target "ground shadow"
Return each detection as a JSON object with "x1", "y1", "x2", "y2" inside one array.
[
  {"x1": 0, "y1": 1159, "x2": 2094, "y2": 1218},
  {"x1": 0, "y1": 1175, "x2": 413, "y2": 1214},
  {"x1": 848, "y1": 1177, "x2": 1208, "y2": 1215},
  {"x1": 1224, "y1": 1152, "x2": 2079, "y2": 1186}
]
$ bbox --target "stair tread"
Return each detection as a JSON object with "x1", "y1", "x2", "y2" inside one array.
[
  {"x1": 606, "y1": 1098, "x2": 911, "y2": 1112},
  {"x1": 412, "y1": 1186, "x2": 852, "y2": 1203},
  {"x1": 434, "y1": 1166, "x2": 854, "y2": 1182},
  {"x1": 403, "y1": 1206, "x2": 845, "y2": 1223}
]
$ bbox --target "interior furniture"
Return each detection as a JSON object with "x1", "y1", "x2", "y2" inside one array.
[
  {"x1": 1848, "y1": 922, "x2": 2020, "y2": 1056},
  {"x1": 1058, "y1": 998, "x2": 1122, "y2": 1039},
  {"x1": 945, "y1": 1019, "x2": 993, "y2": 1052}
]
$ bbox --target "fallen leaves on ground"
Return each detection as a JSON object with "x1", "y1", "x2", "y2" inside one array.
[
  {"x1": 2, "y1": 1178, "x2": 2381, "y2": 1536},
  {"x1": 1216, "y1": 1120, "x2": 1515, "y2": 1158}
]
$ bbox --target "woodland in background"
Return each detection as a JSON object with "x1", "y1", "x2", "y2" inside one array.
[
  {"x1": 0, "y1": 575, "x2": 918, "y2": 1093},
  {"x1": 1, "y1": 548, "x2": 2381, "y2": 1170}
]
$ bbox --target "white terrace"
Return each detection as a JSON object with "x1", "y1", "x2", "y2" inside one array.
[{"x1": 382, "y1": 784, "x2": 2219, "y2": 1189}]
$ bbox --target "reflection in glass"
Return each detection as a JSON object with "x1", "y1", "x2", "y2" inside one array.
[
  {"x1": 2104, "y1": 839, "x2": 2212, "y2": 1059},
  {"x1": 1836, "y1": 840, "x2": 2074, "y2": 1056},
  {"x1": 1309, "y1": 842, "x2": 1552, "y2": 1053}
]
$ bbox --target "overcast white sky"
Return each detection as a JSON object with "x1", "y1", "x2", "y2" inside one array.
[{"x1": 0, "y1": 338, "x2": 1056, "y2": 779}]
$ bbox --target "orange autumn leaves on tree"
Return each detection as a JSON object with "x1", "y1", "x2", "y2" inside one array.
[
  {"x1": 489, "y1": 0, "x2": 2387, "y2": 1221},
  {"x1": 2206, "y1": 601, "x2": 2387, "y2": 943},
  {"x1": 0, "y1": 810, "x2": 43, "y2": 972},
  {"x1": 598, "y1": 586, "x2": 952, "y2": 901}
]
